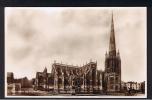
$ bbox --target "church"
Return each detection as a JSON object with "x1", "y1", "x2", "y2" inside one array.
[
  {"x1": 34, "y1": 14, "x2": 121, "y2": 94},
  {"x1": 103, "y1": 13, "x2": 121, "y2": 92},
  {"x1": 51, "y1": 61, "x2": 103, "y2": 94}
]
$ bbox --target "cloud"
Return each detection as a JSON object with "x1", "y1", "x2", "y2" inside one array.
[{"x1": 5, "y1": 7, "x2": 146, "y2": 82}]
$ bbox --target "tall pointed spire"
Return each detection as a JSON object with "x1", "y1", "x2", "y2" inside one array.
[{"x1": 109, "y1": 12, "x2": 116, "y2": 56}]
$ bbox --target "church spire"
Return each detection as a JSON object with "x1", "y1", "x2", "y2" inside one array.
[{"x1": 109, "y1": 12, "x2": 116, "y2": 56}]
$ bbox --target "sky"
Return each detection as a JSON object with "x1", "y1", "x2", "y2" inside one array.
[{"x1": 5, "y1": 7, "x2": 146, "y2": 82}]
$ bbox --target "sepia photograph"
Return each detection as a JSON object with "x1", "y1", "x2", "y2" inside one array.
[{"x1": 5, "y1": 7, "x2": 146, "y2": 98}]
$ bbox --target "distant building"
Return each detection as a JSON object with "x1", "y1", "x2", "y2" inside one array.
[
  {"x1": 141, "y1": 81, "x2": 145, "y2": 93},
  {"x1": 7, "y1": 72, "x2": 14, "y2": 84},
  {"x1": 7, "y1": 83, "x2": 21, "y2": 95},
  {"x1": 20, "y1": 77, "x2": 32, "y2": 88},
  {"x1": 121, "y1": 81, "x2": 127, "y2": 92},
  {"x1": 121, "y1": 81, "x2": 145, "y2": 93},
  {"x1": 136, "y1": 83, "x2": 141, "y2": 91},
  {"x1": 7, "y1": 73, "x2": 31, "y2": 95}
]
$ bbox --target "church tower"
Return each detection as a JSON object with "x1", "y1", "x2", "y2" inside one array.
[{"x1": 104, "y1": 13, "x2": 121, "y2": 92}]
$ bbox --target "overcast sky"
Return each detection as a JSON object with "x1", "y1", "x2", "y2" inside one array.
[{"x1": 5, "y1": 7, "x2": 146, "y2": 82}]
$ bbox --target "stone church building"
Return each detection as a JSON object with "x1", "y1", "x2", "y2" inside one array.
[
  {"x1": 51, "y1": 61, "x2": 103, "y2": 94},
  {"x1": 34, "y1": 14, "x2": 121, "y2": 94},
  {"x1": 103, "y1": 13, "x2": 121, "y2": 92}
]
